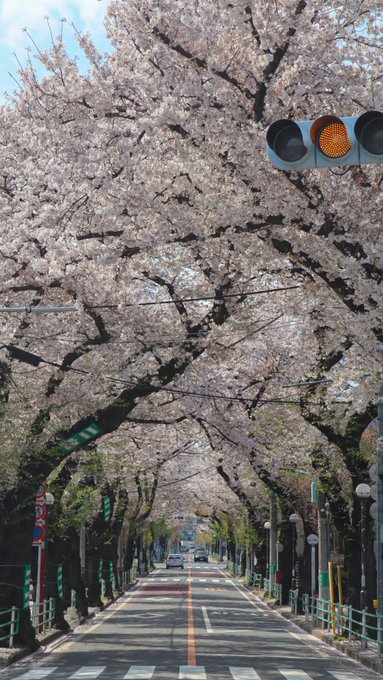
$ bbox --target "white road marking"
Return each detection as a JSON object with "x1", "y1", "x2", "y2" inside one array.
[
  {"x1": 279, "y1": 671, "x2": 314, "y2": 680},
  {"x1": 202, "y1": 605, "x2": 213, "y2": 633},
  {"x1": 179, "y1": 667, "x2": 207, "y2": 679},
  {"x1": 229, "y1": 669, "x2": 261, "y2": 680},
  {"x1": 123, "y1": 666, "x2": 155, "y2": 679},
  {"x1": 330, "y1": 674, "x2": 364, "y2": 680},
  {"x1": 69, "y1": 668, "x2": 106, "y2": 678},
  {"x1": 13, "y1": 670, "x2": 58, "y2": 679}
]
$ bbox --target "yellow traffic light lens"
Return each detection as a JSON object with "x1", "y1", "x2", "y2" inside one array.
[{"x1": 318, "y1": 122, "x2": 352, "y2": 158}]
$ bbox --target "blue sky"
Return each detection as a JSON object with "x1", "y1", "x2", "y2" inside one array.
[{"x1": 0, "y1": 0, "x2": 111, "y2": 99}]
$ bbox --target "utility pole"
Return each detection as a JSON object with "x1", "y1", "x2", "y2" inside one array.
[
  {"x1": 269, "y1": 493, "x2": 277, "y2": 593},
  {"x1": 318, "y1": 493, "x2": 330, "y2": 601}
]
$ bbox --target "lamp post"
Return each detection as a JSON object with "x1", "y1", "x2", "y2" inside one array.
[
  {"x1": 264, "y1": 521, "x2": 271, "y2": 583},
  {"x1": 289, "y1": 513, "x2": 299, "y2": 590},
  {"x1": 355, "y1": 483, "x2": 371, "y2": 614}
]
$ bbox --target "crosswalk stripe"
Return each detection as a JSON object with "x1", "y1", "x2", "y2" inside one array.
[
  {"x1": 330, "y1": 674, "x2": 364, "y2": 680},
  {"x1": 69, "y1": 668, "x2": 106, "y2": 678},
  {"x1": 123, "y1": 666, "x2": 155, "y2": 679},
  {"x1": 279, "y1": 671, "x2": 313, "y2": 680},
  {"x1": 13, "y1": 670, "x2": 58, "y2": 679},
  {"x1": 179, "y1": 666, "x2": 207, "y2": 679},
  {"x1": 229, "y1": 669, "x2": 261, "y2": 680}
]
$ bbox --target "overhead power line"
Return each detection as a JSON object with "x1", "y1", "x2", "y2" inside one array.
[
  {"x1": 88, "y1": 285, "x2": 301, "y2": 309},
  {"x1": 0, "y1": 285, "x2": 300, "y2": 315}
]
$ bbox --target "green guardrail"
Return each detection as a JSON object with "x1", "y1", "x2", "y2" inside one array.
[
  {"x1": 303, "y1": 595, "x2": 383, "y2": 654},
  {"x1": 227, "y1": 560, "x2": 242, "y2": 575},
  {"x1": 30, "y1": 598, "x2": 55, "y2": 634},
  {"x1": 288, "y1": 588, "x2": 298, "y2": 614},
  {"x1": 0, "y1": 607, "x2": 20, "y2": 648},
  {"x1": 272, "y1": 582, "x2": 282, "y2": 602}
]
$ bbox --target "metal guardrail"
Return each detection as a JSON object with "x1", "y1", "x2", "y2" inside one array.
[
  {"x1": 288, "y1": 588, "x2": 298, "y2": 614},
  {"x1": 0, "y1": 607, "x2": 19, "y2": 648},
  {"x1": 272, "y1": 582, "x2": 282, "y2": 601},
  {"x1": 122, "y1": 567, "x2": 138, "y2": 590},
  {"x1": 227, "y1": 560, "x2": 242, "y2": 575},
  {"x1": 303, "y1": 594, "x2": 383, "y2": 653},
  {"x1": 30, "y1": 598, "x2": 55, "y2": 634}
]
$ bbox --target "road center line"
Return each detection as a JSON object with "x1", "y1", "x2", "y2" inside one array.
[
  {"x1": 201, "y1": 606, "x2": 213, "y2": 633},
  {"x1": 188, "y1": 568, "x2": 197, "y2": 665}
]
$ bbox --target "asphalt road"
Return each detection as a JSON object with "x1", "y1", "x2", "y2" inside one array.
[{"x1": 1, "y1": 560, "x2": 379, "y2": 680}]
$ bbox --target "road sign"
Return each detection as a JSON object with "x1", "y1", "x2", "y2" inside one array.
[
  {"x1": 59, "y1": 423, "x2": 101, "y2": 454},
  {"x1": 32, "y1": 525, "x2": 46, "y2": 542},
  {"x1": 307, "y1": 534, "x2": 319, "y2": 546}
]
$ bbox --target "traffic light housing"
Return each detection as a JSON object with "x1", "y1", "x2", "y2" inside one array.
[{"x1": 266, "y1": 111, "x2": 383, "y2": 169}]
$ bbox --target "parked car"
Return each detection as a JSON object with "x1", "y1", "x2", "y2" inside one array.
[
  {"x1": 166, "y1": 554, "x2": 184, "y2": 569},
  {"x1": 194, "y1": 549, "x2": 208, "y2": 563}
]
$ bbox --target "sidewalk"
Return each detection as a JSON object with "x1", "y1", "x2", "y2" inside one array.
[{"x1": 250, "y1": 585, "x2": 383, "y2": 675}]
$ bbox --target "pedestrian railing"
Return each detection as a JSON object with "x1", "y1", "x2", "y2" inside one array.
[
  {"x1": 253, "y1": 573, "x2": 263, "y2": 588},
  {"x1": 0, "y1": 607, "x2": 20, "y2": 648},
  {"x1": 227, "y1": 560, "x2": 242, "y2": 575},
  {"x1": 121, "y1": 567, "x2": 138, "y2": 590},
  {"x1": 303, "y1": 594, "x2": 383, "y2": 654},
  {"x1": 289, "y1": 588, "x2": 298, "y2": 614},
  {"x1": 272, "y1": 582, "x2": 282, "y2": 602},
  {"x1": 240, "y1": 569, "x2": 265, "y2": 589},
  {"x1": 30, "y1": 598, "x2": 55, "y2": 634}
]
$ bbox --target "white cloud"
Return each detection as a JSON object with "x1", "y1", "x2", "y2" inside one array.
[{"x1": 0, "y1": 0, "x2": 108, "y2": 50}]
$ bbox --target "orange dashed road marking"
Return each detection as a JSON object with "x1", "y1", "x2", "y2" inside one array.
[{"x1": 187, "y1": 568, "x2": 196, "y2": 666}]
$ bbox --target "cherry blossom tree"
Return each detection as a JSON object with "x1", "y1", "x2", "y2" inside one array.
[{"x1": 0, "y1": 0, "x2": 382, "y2": 644}]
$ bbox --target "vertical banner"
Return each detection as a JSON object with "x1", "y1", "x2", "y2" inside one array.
[
  {"x1": 32, "y1": 483, "x2": 46, "y2": 546},
  {"x1": 98, "y1": 559, "x2": 103, "y2": 581}
]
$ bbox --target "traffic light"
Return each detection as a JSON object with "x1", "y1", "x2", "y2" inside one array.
[{"x1": 266, "y1": 111, "x2": 383, "y2": 169}]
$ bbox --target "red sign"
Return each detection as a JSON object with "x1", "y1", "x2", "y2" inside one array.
[{"x1": 32, "y1": 483, "x2": 46, "y2": 546}]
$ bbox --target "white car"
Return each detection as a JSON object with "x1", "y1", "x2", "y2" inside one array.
[{"x1": 166, "y1": 554, "x2": 184, "y2": 569}]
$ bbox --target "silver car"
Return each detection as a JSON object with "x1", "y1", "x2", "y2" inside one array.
[{"x1": 166, "y1": 553, "x2": 184, "y2": 569}]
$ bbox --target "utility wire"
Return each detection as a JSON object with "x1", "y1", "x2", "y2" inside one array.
[{"x1": 87, "y1": 285, "x2": 300, "y2": 309}]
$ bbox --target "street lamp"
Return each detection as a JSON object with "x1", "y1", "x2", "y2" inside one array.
[
  {"x1": 264, "y1": 521, "x2": 271, "y2": 582},
  {"x1": 289, "y1": 513, "x2": 299, "y2": 590},
  {"x1": 355, "y1": 483, "x2": 371, "y2": 614}
]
